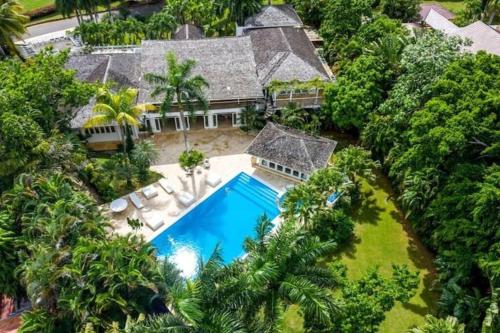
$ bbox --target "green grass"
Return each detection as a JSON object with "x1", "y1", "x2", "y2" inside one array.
[
  {"x1": 423, "y1": 0, "x2": 466, "y2": 14},
  {"x1": 20, "y1": 0, "x2": 53, "y2": 12},
  {"x1": 283, "y1": 174, "x2": 439, "y2": 333},
  {"x1": 338, "y1": 176, "x2": 439, "y2": 332}
]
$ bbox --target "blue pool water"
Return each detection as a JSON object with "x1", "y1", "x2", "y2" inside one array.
[{"x1": 151, "y1": 172, "x2": 280, "y2": 276}]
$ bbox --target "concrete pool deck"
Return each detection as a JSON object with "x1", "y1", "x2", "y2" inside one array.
[{"x1": 107, "y1": 154, "x2": 297, "y2": 240}]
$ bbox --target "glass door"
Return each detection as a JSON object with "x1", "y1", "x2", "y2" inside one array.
[{"x1": 174, "y1": 116, "x2": 190, "y2": 131}]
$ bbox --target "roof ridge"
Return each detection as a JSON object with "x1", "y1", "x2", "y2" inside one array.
[{"x1": 261, "y1": 51, "x2": 291, "y2": 84}]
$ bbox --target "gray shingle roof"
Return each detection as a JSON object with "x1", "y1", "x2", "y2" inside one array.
[
  {"x1": 244, "y1": 5, "x2": 302, "y2": 28},
  {"x1": 173, "y1": 24, "x2": 205, "y2": 40},
  {"x1": 66, "y1": 51, "x2": 142, "y2": 128},
  {"x1": 248, "y1": 27, "x2": 331, "y2": 85},
  {"x1": 246, "y1": 122, "x2": 337, "y2": 175},
  {"x1": 139, "y1": 37, "x2": 264, "y2": 103}
]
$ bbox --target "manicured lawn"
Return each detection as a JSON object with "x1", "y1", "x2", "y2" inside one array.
[
  {"x1": 283, "y1": 174, "x2": 439, "y2": 332},
  {"x1": 423, "y1": 0, "x2": 466, "y2": 14},
  {"x1": 20, "y1": 0, "x2": 53, "y2": 12},
  {"x1": 339, "y1": 175, "x2": 439, "y2": 332}
]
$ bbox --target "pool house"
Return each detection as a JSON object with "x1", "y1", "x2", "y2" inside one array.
[{"x1": 246, "y1": 122, "x2": 337, "y2": 181}]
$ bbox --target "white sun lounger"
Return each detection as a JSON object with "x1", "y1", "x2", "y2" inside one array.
[
  {"x1": 129, "y1": 192, "x2": 144, "y2": 209},
  {"x1": 145, "y1": 215, "x2": 164, "y2": 231},
  {"x1": 158, "y1": 178, "x2": 174, "y2": 194},
  {"x1": 206, "y1": 172, "x2": 222, "y2": 187},
  {"x1": 178, "y1": 191, "x2": 195, "y2": 207},
  {"x1": 142, "y1": 185, "x2": 158, "y2": 199}
]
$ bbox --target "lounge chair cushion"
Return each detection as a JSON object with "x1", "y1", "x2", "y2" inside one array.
[
  {"x1": 146, "y1": 216, "x2": 164, "y2": 231},
  {"x1": 179, "y1": 191, "x2": 195, "y2": 207},
  {"x1": 206, "y1": 173, "x2": 222, "y2": 187},
  {"x1": 129, "y1": 192, "x2": 144, "y2": 209},
  {"x1": 159, "y1": 178, "x2": 174, "y2": 194},
  {"x1": 142, "y1": 185, "x2": 158, "y2": 199}
]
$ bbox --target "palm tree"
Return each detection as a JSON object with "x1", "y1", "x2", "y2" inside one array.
[
  {"x1": 409, "y1": 315, "x2": 465, "y2": 333},
  {"x1": 84, "y1": 87, "x2": 155, "y2": 155},
  {"x1": 239, "y1": 218, "x2": 338, "y2": 331},
  {"x1": 335, "y1": 145, "x2": 380, "y2": 191},
  {"x1": 0, "y1": 0, "x2": 28, "y2": 57},
  {"x1": 145, "y1": 52, "x2": 209, "y2": 152},
  {"x1": 278, "y1": 102, "x2": 308, "y2": 130}
]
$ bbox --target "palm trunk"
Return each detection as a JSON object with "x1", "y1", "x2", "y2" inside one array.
[{"x1": 177, "y1": 95, "x2": 190, "y2": 152}]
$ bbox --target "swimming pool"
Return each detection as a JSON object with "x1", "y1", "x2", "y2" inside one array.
[{"x1": 151, "y1": 172, "x2": 280, "y2": 277}]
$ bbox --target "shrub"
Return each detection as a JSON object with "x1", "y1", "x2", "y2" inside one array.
[
  {"x1": 178, "y1": 150, "x2": 204, "y2": 169},
  {"x1": 24, "y1": 4, "x2": 57, "y2": 20}
]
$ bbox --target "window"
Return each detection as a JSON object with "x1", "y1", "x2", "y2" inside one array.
[
  {"x1": 277, "y1": 165, "x2": 283, "y2": 172},
  {"x1": 293, "y1": 170, "x2": 299, "y2": 177},
  {"x1": 285, "y1": 167, "x2": 291, "y2": 174},
  {"x1": 261, "y1": 159, "x2": 268, "y2": 167},
  {"x1": 301, "y1": 173, "x2": 307, "y2": 180},
  {"x1": 269, "y1": 162, "x2": 276, "y2": 169}
]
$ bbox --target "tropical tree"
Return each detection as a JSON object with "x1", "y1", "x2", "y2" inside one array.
[
  {"x1": 277, "y1": 102, "x2": 308, "y2": 130},
  {"x1": 218, "y1": 0, "x2": 262, "y2": 25},
  {"x1": 0, "y1": 0, "x2": 28, "y2": 57},
  {"x1": 240, "y1": 104, "x2": 265, "y2": 133},
  {"x1": 335, "y1": 146, "x2": 380, "y2": 191},
  {"x1": 130, "y1": 140, "x2": 158, "y2": 182},
  {"x1": 145, "y1": 52, "x2": 209, "y2": 152},
  {"x1": 381, "y1": 0, "x2": 421, "y2": 22},
  {"x1": 84, "y1": 87, "x2": 155, "y2": 155},
  {"x1": 239, "y1": 218, "x2": 339, "y2": 330},
  {"x1": 409, "y1": 315, "x2": 465, "y2": 333}
]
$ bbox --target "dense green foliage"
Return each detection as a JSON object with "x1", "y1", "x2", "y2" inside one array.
[
  {"x1": 73, "y1": 0, "x2": 261, "y2": 46},
  {"x1": 323, "y1": 15, "x2": 499, "y2": 330},
  {"x1": 74, "y1": 12, "x2": 177, "y2": 46},
  {"x1": 381, "y1": 0, "x2": 421, "y2": 22},
  {"x1": 0, "y1": 51, "x2": 94, "y2": 187}
]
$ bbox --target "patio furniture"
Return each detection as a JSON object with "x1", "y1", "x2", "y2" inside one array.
[
  {"x1": 142, "y1": 185, "x2": 158, "y2": 199},
  {"x1": 145, "y1": 215, "x2": 164, "y2": 231},
  {"x1": 178, "y1": 191, "x2": 195, "y2": 207},
  {"x1": 206, "y1": 172, "x2": 222, "y2": 187},
  {"x1": 203, "y1": 159, "x2": 210, "y2": 169},
  {"x1": 129, "y1": 192, "x2": 144, "y2": 209},
  {"x1": 110, "y1": 198, "x2": 128, "y2": 213},
  {"x1": 159, "y1": 178, "x2": 174, "y2": 194}
]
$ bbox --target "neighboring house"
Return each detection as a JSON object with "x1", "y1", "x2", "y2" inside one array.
[
  {"x1": 65, "y1": 5, "x2": 333, "y2": 150},
  {"x1": 421, "y1": 9, "x2": 500, "y2": 56},
  {"x1": 246, "y1": 122, "x2": 337, "y2": 181}
]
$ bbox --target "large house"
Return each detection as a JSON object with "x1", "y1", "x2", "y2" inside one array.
[{"x1": 65, "y1": 5, "x2": 333, "y2": 150}]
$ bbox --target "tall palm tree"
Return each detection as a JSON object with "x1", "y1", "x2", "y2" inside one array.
[
  {"x1": 145, "y1": 52, "x2": 209, "y2": 152},
  {"x1": 0, "y1": 0, "x2": 28, "y2": 57},
  {"x1": 239, "y1": 218, "x2": 338, "y2": 331},
  {"x1": 84, "y1": 87, "x2": 155, "y2": 155}
]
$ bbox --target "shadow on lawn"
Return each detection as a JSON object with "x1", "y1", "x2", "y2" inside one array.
[{"x1": 351, "y1": 189, "x2": 384, "y2": 225}]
